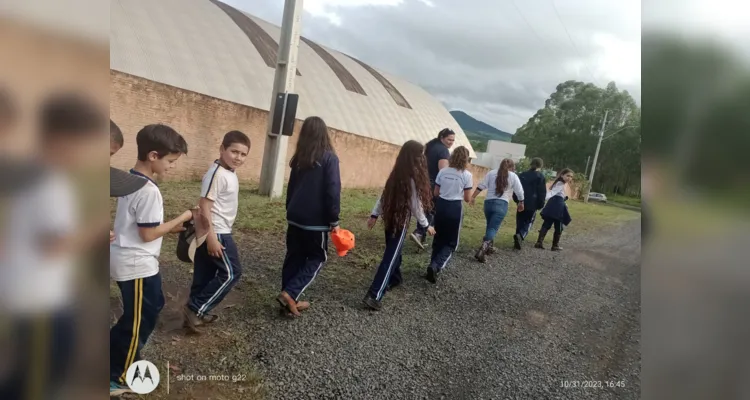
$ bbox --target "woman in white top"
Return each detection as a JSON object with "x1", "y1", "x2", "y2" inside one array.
[
  {"x1": 470, "y1": 158, "x2": 525, "y2": 262},
  {"x1": 426, "y1": 146, "x2": 473, "y2": 283},
  {"x1": 536, "y1": 168, "x2": 574, "y2": 251}
]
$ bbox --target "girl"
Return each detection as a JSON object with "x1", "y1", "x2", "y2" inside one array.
[
  {"x1": 411, "y1": 128, "x2": 455, "y2": 248},
  {"x1": 364, "y1": 140, "x2": 435, "y2": 311},
  {"x1": 470, "y1": 158, "x2": 525, "y2": 262},
  {"x1": 425, "y1": 146, "x2": 473, "y2": 283},
  {"x1": 278, "y1": 116, "x2": 341, "y2": 316},
  {"x1": 535, "y1": 168, "x2": 573, "y2": 251}
]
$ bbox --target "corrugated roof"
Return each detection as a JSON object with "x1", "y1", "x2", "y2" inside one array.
[{"x1": 110, "y1": 0, "x2": 475, "y2": 156}]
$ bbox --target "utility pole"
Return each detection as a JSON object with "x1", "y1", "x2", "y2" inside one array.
[
  {"x1": 584, "y1": 155, "x2": 590, "y2": 177},
  {"x1": 585, "y1": 110, "x2": 608, "y2": 203},
  {"x1": 259, "y1": 0, "x2": 303, "y2": 198}
]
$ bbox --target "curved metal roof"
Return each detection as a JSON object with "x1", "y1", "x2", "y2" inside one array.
[{"x1": 110, "y1": 0, "x2": 475, "y2": 157}]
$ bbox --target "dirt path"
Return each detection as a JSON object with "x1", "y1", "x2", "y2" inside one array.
[{"x1": 127, "y1": 220, "x2": 640, "y2": 400}]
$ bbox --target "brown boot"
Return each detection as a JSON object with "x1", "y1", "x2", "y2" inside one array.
[
  {"x1": 474, "y1": 240, "x2": 491, "y2": 263},
  {"x1": 551, "y1": 232, "x2": 563, "y2": 251},
  {"x1": 486, "y1": 240, "x2": 496, "y2": 255},
  {"x1": 534, "y1": 228, "x2": 548, "y2": 249}
]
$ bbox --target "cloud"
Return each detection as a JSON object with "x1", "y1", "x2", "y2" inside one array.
[{"x1": 226, "y1": 0, "x2": 641, "y2": 132}]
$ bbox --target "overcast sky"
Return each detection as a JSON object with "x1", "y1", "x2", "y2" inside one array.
[{"x1": 225, "y1": 0, "x2": 640, "y2": 133}]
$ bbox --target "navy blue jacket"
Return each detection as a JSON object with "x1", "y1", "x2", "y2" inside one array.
[
  {"x1": 286, "y1": 151, "x2": 341, "y2": 231},
  {"x1": 513, "y1": 169, "x2": 547, "y2": 210},
  {"x1": 541, "y1": 195, "x2": 572, "y2": 226}
]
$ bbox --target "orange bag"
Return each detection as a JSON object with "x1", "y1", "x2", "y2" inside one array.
[{"x1": 331, "y1": 228, "x2": 355, "y2": 257}]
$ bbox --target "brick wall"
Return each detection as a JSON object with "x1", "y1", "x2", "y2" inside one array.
[{"x1": 110, "y1": 70, "x2": 489, "y2": 189}]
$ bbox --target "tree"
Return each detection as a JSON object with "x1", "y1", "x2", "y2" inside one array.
[
  {"x1": 642, "y1": 33, "x2": 750, "y2": 199},
  {"x1": 512, "y1": 80, "x2": 641, "y2": 196}
]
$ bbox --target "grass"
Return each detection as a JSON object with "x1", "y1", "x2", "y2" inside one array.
[
  {"x1": 144, "y1": 181, "x2": 639, "y2": 264},
  {"x1": 607, "y1": 194, "x2": 642, "y2": 208},
  {"x1": 109, "y1": 181, "x2": 639, "y2": 399}
]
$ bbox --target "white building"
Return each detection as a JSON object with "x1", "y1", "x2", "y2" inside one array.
[{"x1": 471, "y1": 140, "x2": 526, "y2": 169}]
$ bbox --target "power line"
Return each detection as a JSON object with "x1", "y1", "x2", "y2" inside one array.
[
  {"x1": 510, "y1": 0, "x2": 547, "y2": 45},
  {"x1": 549, "y1": 0, "x2": 598, "y2": 84},
  {"x1": 509, "y1": 0, "x2": 568, "y2": 77}
]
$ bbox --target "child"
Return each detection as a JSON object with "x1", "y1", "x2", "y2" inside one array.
[
  {"x1": 183, "y1": 131, "x2": 250, "y2": 328},
  {"x1": 278, "y1": 116, "x2": 341, "y2": 316},
  {"x1": 512, "y1": 157, "x2": 547, "y2": 249},
  {"x1": 470, "y1": 158, "x2": 525, "y2": 262},
  {"x1": 0, "y1": 92, "x2": 108, "y2": 400},
  {"x1": 535, "y1": 168, "x2": 574, "y2": 251},
  {"x1": 425, "y1": 146, "x2": 473, "y2": 282},
  {"x1": 110, "y1": 119, "x2": 124, "y2": 156},
  {"x1": 110, "y1": 119, "x2": 135, "y2": 244},
  {"x1": 411, "y1": 128, "x2": 455, "y2": 248},
  {"x1": 109, "y1": 124, "x2": 193, "y2": 395},
  {"x1": 364, "y1": 140, "x2": 435, "y2": 310}
]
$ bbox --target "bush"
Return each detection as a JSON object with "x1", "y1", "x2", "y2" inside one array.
[{"x1": 515, "y1": 157, "x2": 530, "y2": 172}]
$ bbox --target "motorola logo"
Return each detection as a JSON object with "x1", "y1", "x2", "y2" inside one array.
[{"x1": 125, "y1": 360, "x2": 161, "y2": 394}]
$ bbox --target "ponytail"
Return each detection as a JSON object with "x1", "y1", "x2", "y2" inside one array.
[{"x1": 494, "y1": 158, "x2": 514, "y2": 195}]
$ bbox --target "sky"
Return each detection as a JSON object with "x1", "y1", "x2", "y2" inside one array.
[{"x1": 224, "y1": 0, "x2": 641, "y2": 133}]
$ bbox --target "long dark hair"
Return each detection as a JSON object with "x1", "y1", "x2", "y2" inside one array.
[
  {"x1": 425, "y1": 128, "x2": 455, "y2": 152},
  {"x1": 554, "y1": 168, "x2": 574, "y2": 185},
  {"x1": 449, "y1": 146, "x2": 470, "y2": 170},
  {"x1": 290, "y1": 116, "x2": 335, "y2": 170},
  {"x1": 381, "y1": 140, "x2": 433, "y2": 232},
  {"x1": 495, "y1": 158, "x2": 515, "y2": 195}
]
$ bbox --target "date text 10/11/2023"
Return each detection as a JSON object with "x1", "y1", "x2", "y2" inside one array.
[{"x1": 560, "y1": 380, "x2": 626, "y2": 389}]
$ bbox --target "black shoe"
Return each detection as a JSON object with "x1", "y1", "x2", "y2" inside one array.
[
  {"x1": 363, "y1": 295, "x2": 382, "y2": 311},
  {"x1": 513, "y1": 234, "x2": 522, "y2": 250},
  {"x1": 425, "y1": 265, "x2": 437, "y2": 284},
  {"x1": 386, "y1": 281, "x2": 401, "y2": 291}
]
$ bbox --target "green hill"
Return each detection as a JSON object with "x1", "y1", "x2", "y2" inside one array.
[{"x1": 450, "y1": 110, "x2": 513, "y2": 152}]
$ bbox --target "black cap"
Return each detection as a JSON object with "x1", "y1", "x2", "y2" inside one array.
[{"x1": 110, "y1": 167, "x2": 147, "y2": 197}]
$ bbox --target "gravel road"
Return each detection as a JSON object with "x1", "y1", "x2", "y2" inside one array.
[{"x1": 247, "y1": 220, "x2": 641, "y2": 400}]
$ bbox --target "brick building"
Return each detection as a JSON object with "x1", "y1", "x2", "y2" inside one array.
[{"x1": 110, "y1": 0, "x2": 487, "y2": 188}]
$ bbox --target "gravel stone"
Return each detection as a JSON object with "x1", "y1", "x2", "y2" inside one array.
[{"x1": 249, "y1": 220, "x2": 641, "y2": 400}]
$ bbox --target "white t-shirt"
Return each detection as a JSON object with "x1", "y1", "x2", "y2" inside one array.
[
  {"x1": 371, "y1": 179, "x2": 430, "y2": 228},
  {"x1": 546, "y1": 181, "x2": 566, "y2": 200},
  {"x1": 0, "y1": 170, "x2": 76, "y2": 314},
  {"x1": 435, "y1": 167, "x2": 473, "y2": 201},
  {"x1": 110, "y1": 172, "x2": 164, "y2": 281},
  {"x1": 478, "y1": 169, "x2": 525, "y2": 202},
  {"x1": 200, "y1": 161, "x2": 239, "y2": 234}
]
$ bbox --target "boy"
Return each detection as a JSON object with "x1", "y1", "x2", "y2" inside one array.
[
  {"x1": 183, "y1": 131, "x2": 250, "y2": 329},
  {"x1": 0, "y1": 92, "x2": 108, "y2": 399},
  {"x1": 513, "y1": 157, "x2": 547, "y2": 249},
  {"x1": 110, "y1": 119, "x2": 124, "y2": 156},
  {"x1": 109, "y1": 124, "x2": 193, "y2": 396},
  {"x1": 109, "y1": 119, "x2": 144, "y2": 244}
]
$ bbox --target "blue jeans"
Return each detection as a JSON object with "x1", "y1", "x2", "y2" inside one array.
[{"x1": 483, "y1": 199, "x2": 509, "y2": 241}]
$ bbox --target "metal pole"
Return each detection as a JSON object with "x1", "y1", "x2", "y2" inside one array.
[
  {"x1": 585, "y1": 110, "x2": 608, "y2": 203},
  {"x1": 584, "y1": 155, "x2": 590, "y2": 178},
  {"x1": 259, "y1": 0, "x2": 303, "y2": 198}
]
